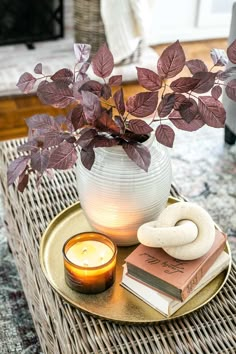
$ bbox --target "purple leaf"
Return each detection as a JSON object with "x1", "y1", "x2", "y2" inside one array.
[
  {"x1": 114, "y1": 115, "x2": 125, "y2": 133},
  {"x1": 91, "y1": 136, "x2": 119, "y2": 148},
  {"x1": 91, "y1": 43, "x2": 114, "y2": 78},
  {"x1": 217, "y1": 67, "x2": 236, "y2": 80},
  {"x1": 80, "y1": 148, "x2": 95, "y2": 170},
  {"x1": 79, "y1": 62, "x2": 90, "y2": 74},
  {"x1": 79, "y1": 80, "x2": 103, "y2": 97},
  {"x1": 48, "y1": 141, "x2": 77, "y2": 170},
  {"x1": 77, "y1": 129, "x2": 97, "y2": 148},
  {"x1": 101, "y1": 84, "x2": 112, "y2": 100},
  {"x1": 74, "y1": 43, "x2": 91, "y2": 63},
  {"x1": 170, "y1": 77, "x2": 200, "y2": 93},
  {"x1": 16, "y1": 72, "x2": 36, "y2": 93},
  {"x1": 73, "y1": 79, "x2": 89, "y2": 100},
  {"x1": 155, "y1": 124, "x2": 175, "y2": 148},
  {"x1": 109, "y1": 75, "x2": 122, "y2": 86},
  {"x1": 17, "y1": 139, "x2": 39, "y2": 153},
  {"x1": 211, "y1": 85, "x2": 222, "y2": 100},
  {"x1": 113, "y1": 88, "x2": 125, "y2": 115},
  {"x1": 55, "y1": 115, "x2": 66, "y2": 125},
  {"x1": 128, "y1": 119, "x2": 153, "y2": 135},
  {"x1": 7, "y1": 155, "x2": 30, "y2": 186},
  {"x1": 210, "y1": 48, "x2": 228, "y2": 66},
  {"x1": 26, "y1": 114, "x2": 56, "y2": 131},
  {"x1": 43, "y1": 131, "x2": 65, "y2": 148},
  {"x1": 31, "y1": 150, "x2": 50, "y2": 173},
  {"x1": 126, "y1": 92, "x2": 158, "y2": 118},
  {"x1": 37, "y1": 81, "x2": 74, "y2": 108},
  {"x1": 157, "y1": 41, "x2": 185, "y2": 79},
  {"x1": 81, "y1": 91, "x2": 101, "y2": 122},
  {"x1": 76, "y1": 72, "x2": 89, "y2": 81},
  {"x1": 198, "y1": 96, "x2": 226, "y2": 128},
  {"x1": 62, "y1": 134, "x2": 76, "y2": 144},
  {"x1": 18, "y1": 169, "x2": 29, "y2": 192},
  {"x1": 174, "y1": 94, "x2": 191, "y2": 110},
  {"x1": 169, "y1": 110, "x2": 204, "y2": 131},
  {"x1": 192, "y1": 72, "x2": 217, "y2": 94},
  {"x1": 225, "y1": 79, "x2": 236, "y2": 101},
  {"x1": 179, "y1": 98, "x2": 198, "y2": 123},
  {"x1": 122, "y1": 142, "x2": 151, "y2": 172},
  {"x1": 70, "y1": 104, "x2": 86, "y2": 130},
  {"x1": 95, "y1": 111, "x2": 120, "y2": 134},
  {"x1": 158, "y1": 93, "x2": 175, "y2": 117},
  {"x1": 51, "y1": 68, "x2": 74, "y2": 84},
  {"x1": 185, "y1": 60, "x2": 208, "y2": 74},
  {"x1": 34, "y1": 63, "x2": 42, "y2": 74},
  {"x1": 227, "y1": 39, "x2": 236, "y2": 64},
  {"x1": 169, "y1": 110, "x2": 203, "y2": 131},
  {"x1": 136, "y1": 67, "x2": 162, "y2": 91}
]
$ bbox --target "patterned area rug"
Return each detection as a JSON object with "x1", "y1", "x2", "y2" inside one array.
[{"x1": 0, "y1": 126, "x2": 236, "y2": 353}]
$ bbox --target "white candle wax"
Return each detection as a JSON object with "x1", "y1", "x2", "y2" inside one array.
[{"x1": 66, "y1": 240, "x2": 114, "y2": 267}]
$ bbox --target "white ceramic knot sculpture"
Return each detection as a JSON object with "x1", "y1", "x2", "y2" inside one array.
[{"x1": 137, "y1": 202, "x2": 215, "y2": 260}]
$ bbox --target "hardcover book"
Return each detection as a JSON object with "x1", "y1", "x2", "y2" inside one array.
[
  {"x1": 125, "y1": 230, "x2": 226, "y2": 301},
  {"x1": 121, "y1": 251, "x2": 230, "y2": 317}
]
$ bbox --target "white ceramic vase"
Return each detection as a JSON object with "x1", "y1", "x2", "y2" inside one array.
[{"x1": 76, "y1": 135, "x2": 172, "y2": 246}]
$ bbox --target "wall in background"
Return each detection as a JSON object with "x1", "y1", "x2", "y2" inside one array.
[{"x1": 147, "y1": 0, "x2": 234, "y2": 45}]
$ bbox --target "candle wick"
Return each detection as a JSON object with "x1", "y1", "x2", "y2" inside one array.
[{"x1": 82, "y1": 247, "x2": 87, "y2": 254}]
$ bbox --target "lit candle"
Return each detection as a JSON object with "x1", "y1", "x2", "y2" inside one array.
[{"x1": 63, "y1": 232, "x2": 117, "y2": 294}]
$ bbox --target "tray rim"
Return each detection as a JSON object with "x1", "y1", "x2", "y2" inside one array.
[{"x1": 39, "y1": 197, "x2": 232, "y2": 323}]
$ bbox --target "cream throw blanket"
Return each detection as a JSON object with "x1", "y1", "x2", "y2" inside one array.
[{"x1": 101, "y1": 0, "x2": 151, "y2": 64}]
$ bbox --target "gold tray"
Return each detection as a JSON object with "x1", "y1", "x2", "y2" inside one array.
[{"x1": 39, "y1": 197, "x2": 231, "y2": 323}]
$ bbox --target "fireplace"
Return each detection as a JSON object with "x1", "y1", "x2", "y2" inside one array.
[{"x1": 0, "y1": 0, "x2": 64, "y2": 47}]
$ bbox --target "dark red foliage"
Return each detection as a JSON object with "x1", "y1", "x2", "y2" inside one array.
[
  {"x1": 9, "y1": 39, "x2": 235, "y2": 190},
  {"x1": 128, "y1": 119, "x2": 153, "y2": 135},
  {"x1": 225, "y1": 79, "x2": 236, "y2": 101},
  {"x1": 95, "y1": 111, "x2": 121, "y2": 134},
  {"x1": 16, "y1": 72, "x2": 36, "y2": 93},
  {"x1": 109, "y1": 75, "x2": 122, "y2": 86},
  {"x1": 91, "y1": 43, "x2": 114, "y2": 78},
  {"x1": 169, "y1": 110, "x2": 205, "y2": 131},
  {"x1": 186, "y1": 59, "x2": 208, "y2": 74},
  {"x1": 157, "y1": 41, "x2": 185, "y2": 78},
  {"x1": 113, "y1": 88, "x2": 125, "y2": 116},
  {"x1": 227, "y1": 39, "x2": 236, "y2": 64},
  {"x1": 211, "y1": 85, "x2": 222, "y2": 100},
  {"x1": 179, "y1": 98, "x2": 198, "y2": 123},
  {"x1": 155, "y1": 124, "x2": 175, "y2": 147},
  {"x1": 198, "y1": 96, "x2": 226, "y2": 128},
  {"x1": 51, "y1": 68, "x2": 74, "y2": 84},
  {"x1": 126, "y1": 92, "x2": 158, "y2": 118},
  {"x1": 122, "y1": 142, "x2": 151, "y2": 172},
  {"x1": 136, "y1": 67, "x2": 162, "y2": 91},
  {"x1": 158, "y1": 93, "x2": 175, "y2": 117},
  {"x1": 170, "y1": 77, "x2": 200, "y2": 93},
  {"x1": 192, "y1": 72, "x2": 217, "y2": 94}
]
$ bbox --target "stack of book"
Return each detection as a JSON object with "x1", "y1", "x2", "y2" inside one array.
[{"x1": 121, "y1": 229, "x2": 230, "y2": 317}]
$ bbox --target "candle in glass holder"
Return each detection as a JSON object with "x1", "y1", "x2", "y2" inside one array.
[{"x1": 63, "y1": 232, "x2": 117, "y2": 294}]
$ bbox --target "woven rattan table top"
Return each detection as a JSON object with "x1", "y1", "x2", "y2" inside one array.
[{"x1": 0, "y1": 138, "x2": 236, "y2": 354}]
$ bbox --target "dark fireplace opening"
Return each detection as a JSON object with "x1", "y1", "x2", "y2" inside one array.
[{"x1": 0, "y1": 0, "x2": 64, "y2": 48}]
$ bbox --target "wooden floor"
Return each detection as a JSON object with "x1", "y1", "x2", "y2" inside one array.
[{"x1": 0, "y1": 39, "x2": 227, "y2": 141}]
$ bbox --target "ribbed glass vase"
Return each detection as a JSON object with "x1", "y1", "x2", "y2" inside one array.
[{"x1": 76, "y1": 135, "x2": 172, "y2": 246}]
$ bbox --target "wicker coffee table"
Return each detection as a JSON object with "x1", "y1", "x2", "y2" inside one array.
[{"x1": 1, "y1": 138, "x2": 236, "y2": 354}]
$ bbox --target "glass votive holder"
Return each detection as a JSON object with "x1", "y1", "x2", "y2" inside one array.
[{"x1": 63, "y1": 232, "x2": 117, "y2": 294}]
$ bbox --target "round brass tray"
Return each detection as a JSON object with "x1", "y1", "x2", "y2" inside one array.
[{"x1": 39, "y1": 197, "x2": 231, "y2": 323}]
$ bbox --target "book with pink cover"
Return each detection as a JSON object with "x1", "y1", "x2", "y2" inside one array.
[
  {"x1": 125, "y1": 229, "x2": 226, "y2": 301},
  {"x1": 121, "y1": 251, "x2": 230, "y2": 317}
]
